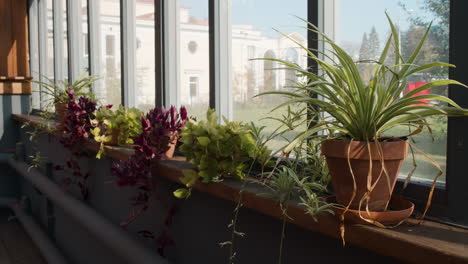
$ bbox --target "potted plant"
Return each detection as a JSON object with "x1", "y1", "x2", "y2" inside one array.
[
  {"x1": 137, "y1": 105, "x2": 189, "y2": 159},
  {"x1": 90, "y1": 105, "x2": 143, "y2": 159},
  {"x1": 174, "y1": 109, "x2": 264, "y2": 198},
  {"x1": 33, "y1": 73, "x2": 99, "y2": 126},
  {"x1": 259, "y1": 14, "x2": 468, "y2": 221}
]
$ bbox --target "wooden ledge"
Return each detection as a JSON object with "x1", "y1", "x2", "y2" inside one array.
[{"x1": 13, "y1": 114, "x2": 468, "y2": 264}]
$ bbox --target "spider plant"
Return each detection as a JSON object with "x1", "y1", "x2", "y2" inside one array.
[
  {"x1": 33, "y1": 73, "x2": 99, "y2": 106},
  {"x1": 257, "y1": 14, "x2": 468, "y2": 230},
  {"x1": 258, "y1": 14, "x2": 468, "y2": 147}
]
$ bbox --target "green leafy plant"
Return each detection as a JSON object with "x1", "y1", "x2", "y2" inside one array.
[
  {"x1": 91, "y1": 105, "x2": 143, "y2": 158},
  {"x1": 33, "y1": 73, "x2": 99, "y2": 107},
  {"x1": 173, "y1": 109, "x2": 261, "y2": 198}
]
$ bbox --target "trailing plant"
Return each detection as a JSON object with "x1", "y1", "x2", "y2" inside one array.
[
  {"x1": 57, "y1": 88, "x2": 101, "y2": 200},
  {"x1": 174, "y1": 109, "x2": 264, "y2": 199},
  {"x1": 256, "y1": 138, "x2": 332, "y2": 264},
  {"x1": 111, "y1": 106, "x2": 189, "y2": 256},
  {"x1": 91, "y1": 105, "x2": 143, "y2": 159}
]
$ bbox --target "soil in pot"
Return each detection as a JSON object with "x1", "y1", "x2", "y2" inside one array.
[{"x1": 322, "y1": 139, "x2": 408, "y2": 211}]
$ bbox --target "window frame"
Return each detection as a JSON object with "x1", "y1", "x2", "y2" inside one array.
[{"x1": 28, "y1": 0, "x2": 467, "y2": 225}]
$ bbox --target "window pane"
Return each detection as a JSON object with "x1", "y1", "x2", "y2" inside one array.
[
  {"x1": 96, "y1": 0, "x2": 122, "y2": 107},
  {"x1": 81, "y1": 0, "x2": 89, "y2": 74},
  {"x1": 62, "y1": 0, "x2": 69, "y2": 81},
  {"x1": 40, "y1": 0, "x2": 54, "y2": 110},
  {"x1": 179, "y1": 0, "x2": 209, "y2": 120},
  {"x1": 135, "y1": 0, "x2": 156, "y2": 112},
  {"x1": 231, "y1": 0, "x2": 308, "y2": 152},
  {"x1": 47, "y1": 0, "x2": 54, "y2": 80},
  {"x1": 334, "y1": 0, "x2": 449, "y2": 182}
]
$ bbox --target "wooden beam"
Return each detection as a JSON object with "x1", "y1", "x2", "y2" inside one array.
[{"x1": 0, "y1": 0, "x2": 31, "y2": 94}]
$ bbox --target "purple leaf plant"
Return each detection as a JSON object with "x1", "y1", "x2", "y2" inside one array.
[{"x1": 111, "y1": 106, "x2": 189, "y2": 257}]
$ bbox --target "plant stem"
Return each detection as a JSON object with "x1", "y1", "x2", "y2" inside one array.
[
  {"x1": 228, "y1": 180, "x2": 246, "y2": 264},
  {"x1": 278, "y1": 204, "x2": 288, "y2": 264}
]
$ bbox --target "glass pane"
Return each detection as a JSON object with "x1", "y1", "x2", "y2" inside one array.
[
  {"x1": 231, "y1": 0, "x2": 308, "y2": 152},
  {"x1": 179, "y1": 0, "x2": 209, "y2": 120},
  {"x1": 62, "y1": 0, "x2": 69, "y2": 81},
  {"x1": 96, "y1": 0, "x2": 122, "y2": 107},
  {"x1": 41, "y1": 0, "x2": 55, "y2": 110},
  {"x1": 135, "y1": 0, "x2": 156, "y2": 112},
  {"x1": 334, "y1": 0, "x2": 449, "y2": 182},
  {"x1": 81, "y1": 0, "x2": 89, "y2": 74},
  {"x1": 46, "y1": 0, "x2": 54, "y2": 80}
]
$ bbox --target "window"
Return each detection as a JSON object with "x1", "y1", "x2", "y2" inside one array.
[
  {"x1": 97, "y1": 0, "x2": 122, "y2": 107},
  {"x1": 179, "y1": 0, "x2": 210, "y2": 120},
  {"x1": 189, "y1": 75, "x2": 199, "y2": 104},
  {"x1": 135, "y1": 0, "x2": 157, "y2": 112},
  {"x1": 231, "y1": 0, "x2": 308, "y2": 151},
  {"x1": 263, "y1": 50, "x2": 277, "y2": 90},
  {"x1": 27, "y1": 0, "x2": 468, "y2": 224},
  {"x1": 61, "y1": 0, "x2": 69, "y2": 82},
  {"x1": 188, "y1": 41, "x2": 198, "y2": 54},
  {"x1": 331, "y1": 0, "x2": 449, "y2": 183},
  {"x1": 83, "y1": 33, "x2": 89, "y2": 57},
  {"x1": 105, "y1": 35, "x2": 115, "y2": 57},
  {"x1": 80, "y1": 0, "x2": 89, "y2": 74}
]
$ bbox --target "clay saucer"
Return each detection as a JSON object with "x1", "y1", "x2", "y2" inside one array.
[{"x1": 325, "y1": 196, "x2": 414, "y2": 225}]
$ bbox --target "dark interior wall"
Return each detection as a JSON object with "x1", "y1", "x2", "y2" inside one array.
[
  {"x1": 0, "y1": 95, "x2": 30, "y2": 150},
  {"x1": 17, "y1": 128, "x2": 400, "y2": 264},
  {"x1": 0, "y1": 95, "x2": 29, "y2": 199}
]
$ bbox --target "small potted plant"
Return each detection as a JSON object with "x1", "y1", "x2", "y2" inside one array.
[
  {"x1": 259, "y1": 14, "x2": 468, "y2": 223},
  {"x1": 174, "y1": 109, "x2": 261, "y2": 198},
  {"x1": 33, "y1": 73, "x2": 99, "y2": 126},
  {"x1": 90, "y1": 105, "x2": 143, "y2": 159},
  {"x1": 136, "y1": 105, "x2": 189, "y2": 159}
]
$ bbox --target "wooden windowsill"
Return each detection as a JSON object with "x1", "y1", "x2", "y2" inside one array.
[{"x1": 12, "y1": 113, "x2": 468, "y2": 264}]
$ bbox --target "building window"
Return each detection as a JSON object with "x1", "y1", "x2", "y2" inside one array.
[
  {"x1": 189, "y1": 76, "x2": 199, "y2": 104},
  {"x1": 83, "y1": 33, "x2": 89, "y2": 57},
  {"x1": 263, "y1": 50, "x2": 276, "y2": 90},
  {"x1": 105, "y1": 35, "x2": 115, "y2": 57},
  {"x1": 188, "y1": 41, "x2": 198, "y2": 54},
  {"x1": 284, "y1": 48, "x2": 298, "y2": 86}
]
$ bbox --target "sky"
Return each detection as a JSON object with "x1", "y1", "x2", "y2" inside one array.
[{"x1": 180, "y1": 0, "x2": 439, "y2": 45}]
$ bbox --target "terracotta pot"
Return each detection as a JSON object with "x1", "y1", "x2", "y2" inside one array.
[
  {"x1": 321, "y1": 139, "x2": 408, "y2": 211},
  {"x1": 162, "y1": 131, "x2": 178, "y2": 159},
  {"x1": 325, "y1": 196, "x2": 414, "y2": 225},
  {"x1": 55, "y1": 103, "x2": 68, "y2": 128}
]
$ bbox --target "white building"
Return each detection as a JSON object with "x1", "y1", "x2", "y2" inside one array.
[{"x1": 47, "y1": 0, "x2": 308, "y2": 110}]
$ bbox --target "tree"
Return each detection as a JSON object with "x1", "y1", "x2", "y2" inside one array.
[
  {"x1": 399, "y1": 0, "x2": 449, "y2": 79},
  {"x1": 358, "y1": 33, "x2": 370, "y2": 61},
  {"x1": 368, "y1": 26, "x2": 380, "y2": 60},
  {"x1": 358, "y1": 32, "x2": 374, "y2": 82}
]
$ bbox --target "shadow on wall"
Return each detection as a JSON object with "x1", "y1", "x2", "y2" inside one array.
[{"x1": 0, "y1": 95, "x2": 30, "y2": 151}]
